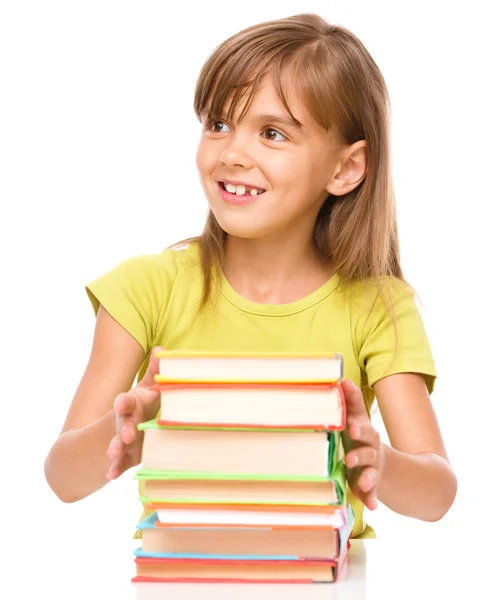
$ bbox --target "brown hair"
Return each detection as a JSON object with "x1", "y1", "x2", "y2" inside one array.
[{"x1": 175, "y1": 13, "x2": 416, "y2": 384}]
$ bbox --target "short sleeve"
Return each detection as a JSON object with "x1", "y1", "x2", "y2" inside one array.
[
  {"x1": 85, "y1": 250, "x2": 180, "y2": 354},
  {"x1": 356, "y1": 279, "x2": 437, "y2": 394}
]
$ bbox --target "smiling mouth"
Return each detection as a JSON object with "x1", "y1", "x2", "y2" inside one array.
[{"x1": 218, "y1": 181, "x2": 266, "y2": 197}]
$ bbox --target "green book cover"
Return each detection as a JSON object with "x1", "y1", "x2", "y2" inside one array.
[
  {"x1": 139, "y1": 418, "x2": 342, "y2": 470},
  {"x1": 138, "y1": 418, "x2": 334, "y2": 434},
  {"x1": 136, "y1": 460, "x2": 346, "y2": 506}
]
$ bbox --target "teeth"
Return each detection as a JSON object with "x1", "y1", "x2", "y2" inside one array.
[{"x1": 223, "y1": 182, "x2": 265, "y2": 196}]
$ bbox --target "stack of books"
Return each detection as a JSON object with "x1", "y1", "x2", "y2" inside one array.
[{"x1": 132, "y1": 351, "x2": 354, "y2": 583}]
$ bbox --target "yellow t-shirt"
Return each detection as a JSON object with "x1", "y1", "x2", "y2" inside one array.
[{"x1": 86, "y1": 242, "x2": 437, "y2": 539}]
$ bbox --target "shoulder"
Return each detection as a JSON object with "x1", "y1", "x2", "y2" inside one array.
[
  {"x1": 342, "y1": 276, "x2": 412, "y2": 321},
  {"x1": 85, "y1": 241, "x2": 201, "y2": 310},
  {"x1": 167, "y1": 240, "x2": 201, "y2": 270},
  {"x1": 343, "y1": 276, "x2": 419, "y2": 345},
  {"x1": 104, "y1": 240, "x2": 201, "y2": 283},
  {"x1": 84, "y1": 241, "x2": 202, "y2": 352},
  {"x1": 347, "y1": 277, "x2": 437, "y2": 392}
]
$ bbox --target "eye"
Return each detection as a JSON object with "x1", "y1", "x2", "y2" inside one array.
[
  {"x1": 262, "y1": 127, "x2": 287, "y2": 142},
  {"x1": 206, "y1": 120, "x2": 230, "y2": 133}
]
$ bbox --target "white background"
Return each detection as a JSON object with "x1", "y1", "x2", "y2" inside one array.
[{"x1": 1, "y1": 1, "x2": 484, "y2": 597}]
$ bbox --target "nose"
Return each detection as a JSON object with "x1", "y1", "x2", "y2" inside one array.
[{"x1": 219, "y1": 133, "x2": 255, "y2": 170}]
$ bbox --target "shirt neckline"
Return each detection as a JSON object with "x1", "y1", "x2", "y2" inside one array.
[{"x1": 220, "y1": 271, "x2": 341, "y2": 316}]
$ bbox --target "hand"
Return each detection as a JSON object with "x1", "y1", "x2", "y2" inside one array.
[
  {"x1": 106, "y1": 346, "x2": 163, "y2": 480},
  {"x1": 341, "y1": 379, "x2": 384, "y2": 511}
]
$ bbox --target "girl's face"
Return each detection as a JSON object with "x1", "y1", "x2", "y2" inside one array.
[{"x1": 196, "y1": 74, "x2": 346, "y2": 242}]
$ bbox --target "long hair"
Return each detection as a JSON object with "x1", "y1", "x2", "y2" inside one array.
[{"x1": 176, "y1": 13, "x2": 413, "y2": 372}]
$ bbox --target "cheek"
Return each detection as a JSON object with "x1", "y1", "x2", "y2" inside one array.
[
  {"x1": 195, "y1": 142, "x2": 204, "y2": 173},
  {"x1": 196, "y1": 140, "x2": 213, "y2": 175},
  {"x1": 272, "y1": 154, "x2": 313, "y2": 188}
]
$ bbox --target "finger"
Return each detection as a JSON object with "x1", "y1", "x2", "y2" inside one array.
[
  {"x1": 113, "y1": 393, "x2": 139, "y2": 444},
  {"x1": 367, "y1": 496, "x2": 378, "y2": 511},
  {"x1": 348, "y1": 422, "x2": 380, "y2": 447},
  {"x1": 349, "y1": 483, "x2": 378, "y2": 512},
  {"x1": 106, "y1": 458, "x2": 122, "y2": 480},
  {"x1": 345, "y1": 446, "x2": 377, "y2": 469},
  {"x1": 357, "y1": 467, "x2": 379, "y2": 511},
  {"x1": 361, "y1": 488, "x2": 378, "y2": 511},
  {"x1": 113, "y1": 392, "x2": 137, "y2": 417},
  {"x1": 115, "y1": 385, "x2": 159, "y2": 421},
  {"x1": 117, "y1": 416, "x2": 138, "y2": 445},
  {"x1": 341, "y1": 379, "x2": 369, "y2": 423},
  {"x1": 106, "y1": 435, "x2": 123, "y2": 461},
  {"x1": 107, "y1": 453, "x2": 131, "y2": 481},
  {"x1": 358, "y1": 467, "x2": 378, "y2": 494}
]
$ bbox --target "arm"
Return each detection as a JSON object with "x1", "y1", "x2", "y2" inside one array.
[
  {"x1": 343, "y1": 374, "x2": 457, "y2": 522},
  {"x1": 374, "y1": 372, "x2": 457, "y2": 521},
  {"x1": 44, "y1": 305, "x2": 146, "y2": 503}
]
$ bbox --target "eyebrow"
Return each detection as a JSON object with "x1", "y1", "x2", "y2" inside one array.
[
  {"x1": 253, "y1": 114, "x2": 303, "y2": 131},
  {"x1": 202, "y1": 110, "x2": 303, "y2": 131}
]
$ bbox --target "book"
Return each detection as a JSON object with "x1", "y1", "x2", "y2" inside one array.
[
  {"x1": 132, "y1": 556, "x2": 343, "y2": 583},
  {"x1": 152, "y1": 382, "x2": 345, "y2": 429},
  {"x1": 139, "y1": 419, "x2": 340, "y2": 477},
  {"x1": 154, "y1": 350, "x2": 343, "y2": 384},
  {"x1": 132, "y1": 350, "x2": 352, "y2": 584},
  {"x1": 152, "y1": 505, "x2": 346, "y2": 528},
  {"x1": 135, "y1": 504, "x2": 353, "y2": 561},
  {"x1": 132, "y1": 506, "x2": 354, "y2": 583},
  {"x1": 136, "y1": 463, "x2": 345, "y2": 507},
  {"x1": 134, "y1": 509, "x2": 350, "y2": 560}
]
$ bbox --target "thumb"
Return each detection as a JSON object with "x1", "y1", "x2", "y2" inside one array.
[
  {"x1": 139, "y1": 346, "x2": 164, "y2": 387},
  {"x1": 128, "y1": 381, "x2": 160, "y2": 410},
  {"x1": 341, "y1": 379, "x2": 368, "y2": 423}
]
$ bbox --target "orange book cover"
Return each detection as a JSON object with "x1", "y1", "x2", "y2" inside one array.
[{"x1": 132, "y1": 556, "x2": 339, "y2": 583}]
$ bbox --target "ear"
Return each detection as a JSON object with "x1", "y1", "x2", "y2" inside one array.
[{"x1": 326, "y1": 140, "x2": 368, "y2": 197}]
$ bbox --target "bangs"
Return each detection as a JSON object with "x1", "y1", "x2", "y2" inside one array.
[{"x1": 194, "y1": 42, "x2": 337, "y2": 134}]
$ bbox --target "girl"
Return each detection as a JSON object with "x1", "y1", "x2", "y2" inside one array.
[{"x1": 44, "y1": 13, "x2": 457, "y2": 539}]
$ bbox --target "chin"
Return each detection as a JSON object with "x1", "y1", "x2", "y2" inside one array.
[{"x1": 212, "y1": 212, "x2": 269, "y2": 240}]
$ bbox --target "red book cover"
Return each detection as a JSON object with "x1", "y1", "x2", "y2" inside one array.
[{"x1": 152, "y1": 382, "x2": 345, "y2": 430}]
